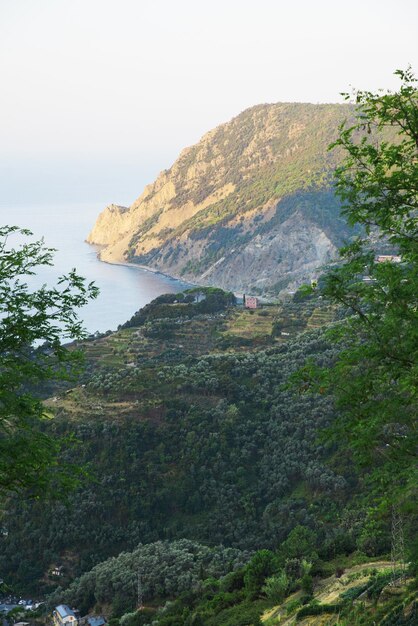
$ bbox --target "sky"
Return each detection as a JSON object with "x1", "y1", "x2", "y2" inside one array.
[{"x1": 1, "y1": 0, "x2": 417, "y2": 207}]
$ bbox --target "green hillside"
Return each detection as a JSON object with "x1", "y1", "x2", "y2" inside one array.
[
  {"x1": 1, "y1": 291, "x2": 413, "y2": 611},
  {"x1": 0, "y1": 293, "x2": 342, "y2": 587}
]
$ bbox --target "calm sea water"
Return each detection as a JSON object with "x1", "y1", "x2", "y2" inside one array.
[{"x1": 0, "y1": 202, "x2": 190, "y2": 334}]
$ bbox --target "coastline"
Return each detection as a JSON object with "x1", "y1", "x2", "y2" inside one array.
[
  {"x1": 86, "y1": 241, "x2": 197, "y2": 288},
  {"x1": 86, "y1": 241, "x2": 247, "y2": 300}
]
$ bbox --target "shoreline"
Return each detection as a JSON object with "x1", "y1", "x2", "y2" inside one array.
[
  {"x1": 86, "y1": 242, "x2": 251, "y2": 300},
  {"x1": 97, "y1": 256, "x2": 248, "y2": 301},
  {"x1": 86, "y1": 241, "x2": 197, "y2": 288}
]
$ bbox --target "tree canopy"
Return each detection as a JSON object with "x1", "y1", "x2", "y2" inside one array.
[
  {"x1": 0, "y1": 225, "x2": 98, "y2": 497},
  {"x1": 299, "y1": 68, "x2": 417, "y2": 511}
]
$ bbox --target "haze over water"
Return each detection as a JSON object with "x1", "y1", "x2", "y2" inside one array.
[{"x1": 0, "y1": 202, "x2": 191, "y2": 335}]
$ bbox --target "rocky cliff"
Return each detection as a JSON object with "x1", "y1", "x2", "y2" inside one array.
[{"x1": 87, "y1": 102, "x2": 356, "y2": 294}]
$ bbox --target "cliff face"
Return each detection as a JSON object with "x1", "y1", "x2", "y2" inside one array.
[{"x1": 87, "y1": 102, "x2": 356, "y2": 294}]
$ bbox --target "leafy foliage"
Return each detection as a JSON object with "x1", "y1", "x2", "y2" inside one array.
[
  {"x1": 121, "y1": 288, "x2": 236, "y2": 329},
  {"x1": 0, "y1": 226, "x2": 98, "y2": 498},
  {"x1": 243, "y1": 550, "x2": 278, "y2": 599},
  {"x1": 0, "y1": 294, "x2": 356, "y2": 593},
  {"x1": 48, "y1": 540, "x2": 249, "y2": 615},
  {"x1": 296, "y1": 68, "x2": 418, "y2": 516},
  {"x1": 261, "y1": 571, "x2": 289, "y2": 602}
]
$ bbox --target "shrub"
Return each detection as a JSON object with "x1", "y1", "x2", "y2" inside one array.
[
  {"x1": 279, "y1": 526, "x2": 318, "y2": 562},
  {"x1": 301, "y1": 573, "x2": 314, "y2": 596},
  {"x1": 244, "y1": 550, "x2": 279, "y2": 599},
  {"x1": 120, "y1": 609, "x2": 156, "y2": 626},
  {"x1": 220, "y1": 569, "x2": 246, "y2": 592},
  {"x1": 285, "y1": 598, "x2": 301, "y2": 615},
  {"x1": 262, "y1": 571, "x2": 289, "y2": 602},
  {"x1": 339, "y1": 583, "x2": 368, "y2": 602}
]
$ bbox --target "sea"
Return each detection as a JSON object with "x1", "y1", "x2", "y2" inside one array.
[{"x1": 0, "y1": 202, "x2": 191, "y2": 335}]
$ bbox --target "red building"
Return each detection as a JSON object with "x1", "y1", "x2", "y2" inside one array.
[{"x1": 244, "y1": 295, "x2": 259, "y2": 309}]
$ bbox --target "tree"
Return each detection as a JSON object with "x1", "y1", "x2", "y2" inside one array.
[
  {"x1": 279, "y1": 526, "x2": 318, "y2": 562},
  {"x1": 261, "y1": 571, "x2": 289, "y2": 602},
  {"x1": 298, "y1": 69, "x2": 417, "y2": 510},
  {"x1": 243, "y1": 549, "x2": 278, "y2": 599},
  {"x1": 0, "y1": 226, "x2": 99, "y2": 497}
]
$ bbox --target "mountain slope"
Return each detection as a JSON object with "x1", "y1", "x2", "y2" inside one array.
[
  {"x1": 87, "y1": 103, "x2": 355, "y2": 294},
  {"x1": 0, "y1": 293, "x2": 352, "y2": 592}
]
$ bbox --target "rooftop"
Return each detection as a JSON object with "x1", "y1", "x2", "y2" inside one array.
[
  {"x1": 56, "y1": 605, "x2": 76, "y2": 619},
  {"x1": 87, "y1": 617, "x2": 105, "y2": 626}
]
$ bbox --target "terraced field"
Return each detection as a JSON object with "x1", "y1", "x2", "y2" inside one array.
[{"x1": 262, "y1": 560, "x2": 414, "y2": 626}]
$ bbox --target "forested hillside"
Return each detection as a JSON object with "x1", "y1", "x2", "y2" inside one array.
[
  {"x1": 2, "y1": 288, "x2": 414, "y2": 625},
  {"x1": 2, "y1": 289, "x2": 411, "y2": 605},
  {"x1": 1, "y1": 292, "x2": 349, "y2": 589}
]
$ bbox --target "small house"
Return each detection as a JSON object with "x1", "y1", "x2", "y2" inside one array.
[
  {"x1": 53, "y1": 605, "x2": 79, "y2": 626},
  {"x1": 51, "y1": 565, "x2": 64, "y2": 577},
  {"x1": 243, "y1": 295, "x2": 258, "y2": 309},
  {"x1": 376, "y1": 255, "x2": 401, "y2": 263}
]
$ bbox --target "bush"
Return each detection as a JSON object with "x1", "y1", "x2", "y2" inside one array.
[
  {"x1": 120, "y1": 609, "x2": 156, "y2": 626},
  {"x1": 279, "y1": 526, "x2": 318, "y2": 562},
  {"x1": 220, "y1": 569, "x2": 246, "y2": 592},
  {"x1": 367, "y1": 571, "x2": 396, "y2": 601},
  {"x1": 339, "y1": 583, "x2": 368, "y2": 602},
  {"x1": 284, "y1": 558, "x2": 302, "y2": 579},
  {"x1": 262, "y1": 571, "x2": 289, "y2": 602},
  {"x1": 301, "y1": 573, "x2": 313, "y2": 596},
  {"x1": 206, "y1": 602, "x2": 263, "y2": 626},
  {"x1": 244, "y1": 550, "x2": 279, "y2": 599},
  {"x1": 285, "y1": 598, "x2": 301, "y2": 615}
]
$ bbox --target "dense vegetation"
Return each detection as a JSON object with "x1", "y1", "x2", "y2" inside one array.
[
  {"x1": 1, "y1": 276, "x2": 414, "y2": 621},
  {"x1": 2, "y1": 289, "x2": 413, "y2": 613},
  {"x1": 48, "y1": 540, "x2": 250, "y2": 616},
  {"x1": 1, "y1": 72, "x2": 416, "y2": 626},
  {"x1": 1, "y1": 295, "x2": 356, "y2": 592},
  {"x1": 0, "y1": 225, "x2": 98, "y2": 497},
  {"x1": 297, "y1": 69, "x2": 418, "y2": 516},
  {"x1": 120, "y1": 287, "x2": 236, "y2": 329}
]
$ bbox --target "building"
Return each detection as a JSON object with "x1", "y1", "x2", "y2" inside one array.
[
  {"x1": 243, "y1": 295, "x2": 259, "y2": 309},
  {"x1": 87, "y1": 617, "x2": 106, "y2": 626},
  {"x1": 53, "y1": 605, "x2": 79, "y2": 626},
  {"x1": 376, "y1": 255, "x2": 401, "y2": 263},
  {"x1": 50, "y1": 565, "x2": 64, "y2": 577}
]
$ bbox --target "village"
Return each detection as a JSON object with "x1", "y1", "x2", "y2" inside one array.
[
  {"x1": 52, "y1": 605, "x2": 105, "y2": 626},
  {"x1": 0, "y1": 600, "x2": 106, "y2": 626}
]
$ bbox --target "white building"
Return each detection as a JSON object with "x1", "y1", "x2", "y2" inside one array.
[{"x1": 376, "y1": 255, "x2": 401, "y2": 263}]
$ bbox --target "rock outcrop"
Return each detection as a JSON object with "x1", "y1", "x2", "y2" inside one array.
[{"x1": 88, "y1": 102, "x2": 356, "y2": 295}]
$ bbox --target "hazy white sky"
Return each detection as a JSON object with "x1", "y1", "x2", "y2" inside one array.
[{"x1": 1, "y1": 0, "x2": 417, "y2": 206}]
